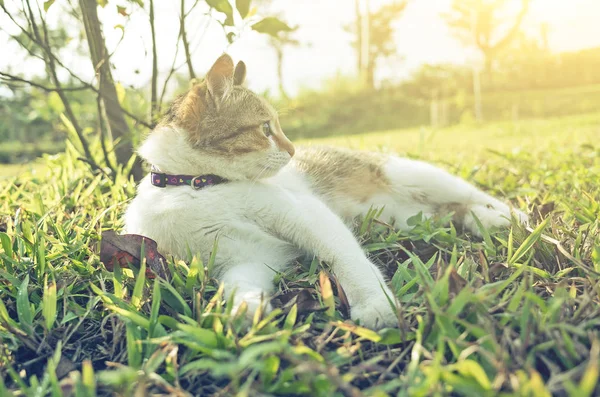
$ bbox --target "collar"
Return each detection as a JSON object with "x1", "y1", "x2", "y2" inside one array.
[{"x1": 150, "y1": 168, "x2": 226, "y2": 189}]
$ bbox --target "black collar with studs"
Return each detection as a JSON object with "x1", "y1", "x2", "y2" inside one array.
[{"x1": 150, "y1": 169, "x2": 226, "y2": 189}]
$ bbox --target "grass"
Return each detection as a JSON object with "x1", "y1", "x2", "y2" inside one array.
[
  {"x1": 0, "y1": 113, "x2": 599, "y2": 396},
  {"x1": 0, "y1": 161, "x2": 46, "y2": 180},
  {"x1": 0, "y1": 140, "x2": 64, "y2": 165}
]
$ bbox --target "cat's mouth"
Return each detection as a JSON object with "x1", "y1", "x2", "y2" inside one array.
[
  {"x1": 261, "y1": 162, "x2": 288, "y2": 173},
  {"x1": 255, "y1": 156, "x2": 291, "y2": 178}
]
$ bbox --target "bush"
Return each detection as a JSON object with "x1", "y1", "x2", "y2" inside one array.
[{"x1": 280, "y1": 78, "x2": 600, "y2": 140}]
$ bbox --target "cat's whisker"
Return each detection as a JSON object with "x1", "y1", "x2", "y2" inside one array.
[{"x1": 245, "y1": 164, "x2": 270, "y2": 202}]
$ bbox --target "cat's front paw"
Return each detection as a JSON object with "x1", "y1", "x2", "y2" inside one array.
[
  {"x1": 512, "y1": 208, "x2": 529, "y2": 226},
  {"x1": 464, "y1": 203, "x2": 528, "y2": 236},
  {"x1": 350, "y1": 291, "x2": 397, "y2": 329},
  {"x1": 231, "y1": 290, "x2": 272, "y2": 322}
]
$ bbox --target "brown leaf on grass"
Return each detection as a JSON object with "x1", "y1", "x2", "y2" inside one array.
[
  {"x1": 55, "y1": 356, "x2": 77, "y2": 379},
  {"x1": 488, "y1": 263, "x2": 509, "y2": 282},
  {"x1": 271, "y1": 288, "x2": 324, "y2": 315},
  {"x1": 100, "y1": 231, "x2": 170, "y2": 279},
  {"x1": 531, "y1": 200, "x2": 555, "y2": 223},
  {"x1": 448, "y1": 267, "x2": 468, "y2": 296}
]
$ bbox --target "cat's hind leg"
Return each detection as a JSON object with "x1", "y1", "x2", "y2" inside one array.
[{"x1": 374, "y1": 156, "x2": 528, "y2": 235}]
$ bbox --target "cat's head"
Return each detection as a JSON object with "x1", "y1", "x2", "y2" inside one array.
[{"x1": 140, "y1": 54, "x2": 295, "y2": 180}]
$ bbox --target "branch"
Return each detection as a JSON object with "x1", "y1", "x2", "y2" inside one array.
[
  {"x1": 1, "y1": 3, "x2": 39, "y2": 49},
  {"x1": 2, "y1": 3, "x2": 101, "y2": 101},
  {"x1": 158, "y1": 23, "x2": 183, "y2": 112},
  {"x1": 180, "y1": 0, "x2": 196, "y2": 80},
  {"x1": 149, "y1": 0, "x2": 159, "y2": 120},
  {"x1": 77, "y1": 156, "x2": 110, "y2": 178},
  {"x1": 1, "y1": 71, "x2": 154, "y2": 130},
  {"x1": 183, "y1": 0, "x2": 201, "y2": 18},
  {"x1": 186, "y1": 14, "x2": 211, "y2": 63},
  {"x1": 3, "y1": 1, "x2": 154, "y2": 133},
  {"x1": 0, "y1": 71, "x2": 89, "y2": 92},
  {"x1": 23, "y1": 0, "x2": 95, "y2": 164},
  {"x1": 157, "y1": 0, "x2": 204, "y2": 114},
  {"x1": 4, "y1": 32, "x2": 46, "y2": 61}
]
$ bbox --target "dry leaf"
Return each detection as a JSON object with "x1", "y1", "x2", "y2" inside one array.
[
  {"x1": 448, "y1": 267, "x2": 468, "y2": 296},
  {"x1": 271, "y1": 288, "x2": 324, "y2": 315},
  {"x1": 331, "y1": 274, "x2": 350, "y2": 319},
  {"x1": 100, "y1": 231, "x2": 170, "y2": 279}
]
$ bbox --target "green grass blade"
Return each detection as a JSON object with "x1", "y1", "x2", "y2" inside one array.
[
  {"x1": 42, "y1": 275, "x2": 57, "y2": 330},
  {"x1": 508, "y1": 217, "x2": 550, "y2": 266},
  {"x1": 126, "y1": 322, "x2": 142, "y2": 368},
  {"x1": 131, "y1": 256, "x2": 146, "y2": 310},
  {"x1": 0, "y1": 232, "x2": 13, "y2": 258},
  {"x1": 17, "y1": 275, "x2": 33, "y2": 328},
  {"x1": 149, "y1": 278, "x2": 161, "y2": 338},
  {"x1": 319, "y1": 271, "x2": 335, "y2": 318}
]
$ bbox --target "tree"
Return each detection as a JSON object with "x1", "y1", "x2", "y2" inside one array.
[
  {"x1": 349, "y1": 0, "x2": 408, "y2": 89},
  {"x1": 444, "y1": 0, "x2": 531, "y2": 82}
]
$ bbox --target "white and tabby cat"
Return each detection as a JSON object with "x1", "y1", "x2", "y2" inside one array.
[{"x1": 124, "y1": 54, "x2": 527, "y2": 329}]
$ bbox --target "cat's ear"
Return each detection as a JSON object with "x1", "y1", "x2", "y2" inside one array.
[
  {"x1": 233, "y1": 61, "x2": 246, "y2": 86},
  {"x1": 206, "y1": 54, "x2": 234, "y2": 105}
]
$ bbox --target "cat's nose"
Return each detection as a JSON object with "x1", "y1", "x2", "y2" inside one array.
[
  {"x1": 274, "y1": 134, "x2": 295, "y2": 157},
  {"x1": 286, "y1": 144, "x2": 295, "y2": 157}
]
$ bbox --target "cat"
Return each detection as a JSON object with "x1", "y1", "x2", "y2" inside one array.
[{"x1": 123, "y1": 54, "x2": 527, "y2": 329}]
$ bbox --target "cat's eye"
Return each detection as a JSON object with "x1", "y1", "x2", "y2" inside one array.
[{"x1": 262, "y1": 122, "x2": 272, "y2": 137}]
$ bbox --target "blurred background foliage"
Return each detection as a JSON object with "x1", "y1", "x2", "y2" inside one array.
[{"x1": 0, "y1": 0, "x2": 599, "y2": 170}]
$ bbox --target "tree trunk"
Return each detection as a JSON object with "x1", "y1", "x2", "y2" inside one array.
[{"x1": 79, "y1": 0, "x2": 143, "y2": 180}]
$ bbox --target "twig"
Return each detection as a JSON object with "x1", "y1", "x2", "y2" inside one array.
[
  {"x1": 0, "y1": 72, "x2": 89, "y2": 92},
  {"x1": 157, "y1": 0, "x2": 204, "y2": 112},
  {"x1": 183, "y1": 0, "x2": 201, "y2": 18},
  {"x1": 77, "y1": 157, "x2": 110, "y2": 178},
  {"x1": 149, "y1": 0, "x2": 159, "y2": 120},
  {"x1": 158, "y1": 26, "x2": 183, "y2": 112},
  {"x1": 0, "y1": 70, "x2": 154, "y2": 130},
  {"x1": 180, "y1": 0, "x2": 196, "y2": 80},
  {"x1": 376, "y1": 341, "x2": 413, "y2": 383}
]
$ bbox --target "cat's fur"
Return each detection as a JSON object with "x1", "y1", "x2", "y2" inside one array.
[{"x1": 124, "y1": 54, "x2": 527, "y2": 329}]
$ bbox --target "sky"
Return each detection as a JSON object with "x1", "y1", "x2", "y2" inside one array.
[{"x1": 2, "y1": 0, "x2": 600, "y2": 97}]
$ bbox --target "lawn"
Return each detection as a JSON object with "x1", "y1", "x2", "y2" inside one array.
[{"x1": 0, "y1": 113, "x2": 599, "y2": 396}]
